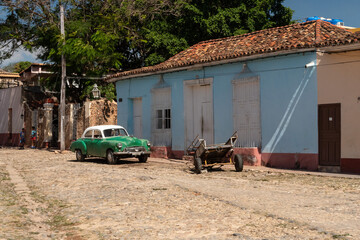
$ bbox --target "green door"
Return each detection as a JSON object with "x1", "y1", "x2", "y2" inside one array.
[
  {"x1": 82, "y1": 130, "x2": 93, "y2": 155},
  {"x1": 87, "y1": 129, "x2": 103, "y2": 157}
]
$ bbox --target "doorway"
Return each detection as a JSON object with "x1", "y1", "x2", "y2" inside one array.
[
  {"x1": 133, "y1": 98, "x2": 142, "y2": 138},
  {"x1": 184, "y1": 79, "x2": 214, "y2": 149},
  {"x1": 318, "y1": 103, "x2": 341, "y2": 166},
  {"x1": 232, "y1": 77, "x2": 261, "y2": 147}
]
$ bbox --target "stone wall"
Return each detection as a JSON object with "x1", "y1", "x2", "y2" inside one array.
[
  {"x1": 74, "y1": 99, "x2": 117, "y2": 140},
  {"x1": 89, "y1": 99, "x2": 117, "y2": 127},
  {"x1": 20, "y1": 99, "x2": 117, "y2": 149}
]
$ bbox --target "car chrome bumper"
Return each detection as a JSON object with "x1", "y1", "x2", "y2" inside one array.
[{"x1": 114, "y1": 151, "x2": 151, "y2": 156}]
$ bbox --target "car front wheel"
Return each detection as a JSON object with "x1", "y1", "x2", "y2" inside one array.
[
  {"x1": 138, "y1": 155, "x2": 148, "y2": 163},
  {"x1": 76, "y1": 149, "x2": 85, "y2": 161},
  {"x1": 106, "y1": 150, "x2": 117, "y2": 164}
]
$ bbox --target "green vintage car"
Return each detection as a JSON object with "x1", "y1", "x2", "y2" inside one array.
[{"x1": 70, "y1": 125, "x2": 151, "y2": 164}]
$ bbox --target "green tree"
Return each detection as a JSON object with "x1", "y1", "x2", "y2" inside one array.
[
  {"x1": 2, "y1": 61, "x2": 31, "y2": 73},
  {"x1": 14, "y1": 61, "x2": 32, "y2": 73},
  {"x1": 144, "y1": 0, "x2": 294, "y2": 65},
  {"x1": 0, "y1": 0, "x2": 293, "y2": 100}
]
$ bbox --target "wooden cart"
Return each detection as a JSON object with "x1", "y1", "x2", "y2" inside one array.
[{"x1": 186, "y1": 132, "x2": 243, "y2": 174}]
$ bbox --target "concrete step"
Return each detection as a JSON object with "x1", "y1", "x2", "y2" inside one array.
[{"x1": 318, "y1": 165, "x2": 341, "y2": 173}]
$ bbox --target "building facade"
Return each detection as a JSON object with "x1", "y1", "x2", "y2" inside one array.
[
  {"x1": 107, "y1": 21, "x2": 360, "y2": 173},
  {"x1": 0, "y1": 69, "x2": 20, "y2": 89}
]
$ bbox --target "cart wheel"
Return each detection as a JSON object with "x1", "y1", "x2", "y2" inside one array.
[
  {"x1": 234, "y1": 154, "x2": 243, "y2": 172},
  {"x1": 194, "y1": 157, "x2": 202, "y2": 174}
]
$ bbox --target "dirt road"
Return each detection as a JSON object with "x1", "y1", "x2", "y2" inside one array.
[{"x1": 0, "y1": 148, "x2": 359, "y2": 239}]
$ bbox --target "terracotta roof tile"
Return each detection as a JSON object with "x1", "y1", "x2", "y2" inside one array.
[
  {"x1": 0, "y1": 69, "x2": 20, "y2": 78},
  {"x1": 107, "y1": 20, "x2": 360, "y2": 80}
]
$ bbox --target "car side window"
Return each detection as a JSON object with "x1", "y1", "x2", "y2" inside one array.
[
  {"x1": 93, "y1": 130, "x2": 102, "y2": 139},
  {"x1": 119, "y1": 129, "x2": 127, "y2": 136},
  {"x1": 103, "y1": 129, "x2": 113, "y2": 137},
  {"x1": 84, "y1": 130, "x2": 93, "y2": 138},
  {"x1": 103, "y1": 128, "x2": 128, "y2": 137}
]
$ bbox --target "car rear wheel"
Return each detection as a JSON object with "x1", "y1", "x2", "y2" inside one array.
[
  {"x1": 234, "y1": 154, "x2": 243, "y2": 172},
  {"x1": 76, "y1": 149, "x2": 85, "y2": 161},
  {"x1": 106, "y1": 150, "x2": 116, "y2": 164},
  {"x1": 138, "y1": 155, "x2": 148, "y2": 163}
]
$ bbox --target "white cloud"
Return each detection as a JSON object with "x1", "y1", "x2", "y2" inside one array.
[{"x1": 0, "y1": 48, "x2": 43, "y2": 68}]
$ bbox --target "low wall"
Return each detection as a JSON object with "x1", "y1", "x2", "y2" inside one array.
[
  {"x1": 341, "y1": 158, "x2": 360, "y2": 174},
  {"x1": 261, "y1": 153, "x2": 319, "y2": 171},
  {"x1": 0, "y1": 133, "x2": 20, "y2": 146}
]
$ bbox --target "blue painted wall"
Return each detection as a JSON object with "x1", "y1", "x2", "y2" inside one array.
[
  {"x1": 116, "y1": 52, "x2": 318, "y2": 154},
  {"x1": 258, "y1": 55, "x2": 318, "y2": 154}
]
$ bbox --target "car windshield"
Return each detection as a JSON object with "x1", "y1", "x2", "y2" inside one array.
[{"x1": 103, "y1": 128, "x2": 128, "y2": 137}]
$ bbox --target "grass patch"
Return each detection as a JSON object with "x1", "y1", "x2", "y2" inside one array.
[
  {"x1": 276, "y1": 223, "x2": 288, "y2": 228},
  {"x1": 239, "y1": 170, "x2": 360, "y2": 193},
  {"x1": 48, "y1": 214, "x2": 75, "y2": 228},
  {"x1": 332, "y1": 233, "x2": 350, "y2": 239},
  {"x1": 0, "y1": 171, "x2": 10, "y2": 181},
  {"x1": 30, "y1": 190, "x2": 47, "y2": 204},
  {"x1": 152, "y1": 187, "x2": 167, "y2": 191},
  {"x1": 28, "y1": 186, "x2": 76, "y2": 229},
  {"x1": 0, "y1": 166, "x2": 30, "y2": 237},
  {"x1": 0, "y1": 169, "x2": 17, "y2": 206},
  {"x1": 20, "y1": 206, "x2": 29, "y2": 214}
]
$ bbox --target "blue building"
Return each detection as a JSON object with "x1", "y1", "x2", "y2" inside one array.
[{"x1": 106, "y1": 20, "x2": 360, "y2": 172}]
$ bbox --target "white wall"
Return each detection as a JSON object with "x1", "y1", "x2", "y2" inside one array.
[
  {"x1": 0, "y1": 86, "x2": 23, "y2": 134},
  {"x1": 318, "y1": 50, "x2": 360, "y2": 158}
]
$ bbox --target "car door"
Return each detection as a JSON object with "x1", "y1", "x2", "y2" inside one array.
[
  {"x1": 87, "y1": 129, "x2": 103, "y2": 157},
  {"x1": 82, "y1": 130, "x2": 93, "y2": 155}
]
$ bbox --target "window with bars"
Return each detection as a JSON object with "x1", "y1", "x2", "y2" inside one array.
[{"x1": 156, "y1": 109, "x2": 171, "y2": 129}]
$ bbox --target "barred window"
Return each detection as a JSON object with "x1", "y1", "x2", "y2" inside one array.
[
  {"x1": 164, "y1": 109, "x2": 171, "y2": 129},
  {"x1": 156, "y1": 109, "x2": 171, "y2": 129}
]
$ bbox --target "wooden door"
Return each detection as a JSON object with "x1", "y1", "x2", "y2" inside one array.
[
  {"x1": 152, "y1": 88, "x2": 172, "y2": 146},
  {"x1": 318, "y1": 104, "x2": 341, "y2": 166},
  {"x1": 184, "y1": 83, "x2": 213, "y2": 148},
  {"x1": 233, "y1": 78, "x2": 261, "y2": 147},
  {"x1": 133, "y1": 98, "x2": 142, "y2": 138}
]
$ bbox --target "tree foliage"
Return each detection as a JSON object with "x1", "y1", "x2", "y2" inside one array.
[
  {"x1": 2, "y1": 61, "x2": 31, "y2": 72},
  {"x1": 144, "y1": 0, "x2": 294, "y2": 65},
  {"x1": 0, "y1": 0, "x2": 293, "y2": 101}
]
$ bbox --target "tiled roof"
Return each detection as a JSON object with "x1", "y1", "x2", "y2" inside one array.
[
  {"x1": 19, "y1": 63, "x2": 48, "y2": 75},
  {"x1": 107, "y1": 20, "x2": 360, "y2": 81},
  {"x1": 0, "y1": 69, "x2": 20, "y2": 78}
]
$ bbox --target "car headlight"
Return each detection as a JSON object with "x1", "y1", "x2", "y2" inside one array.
[
  {"x1": 117, "y1": 143, "x2": 123, "y2": 149},
  {"x1": 147, "y1": 141, "x2": 151, "y2": 147}
]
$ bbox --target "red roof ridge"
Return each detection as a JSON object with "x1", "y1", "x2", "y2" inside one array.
[
  {"x1": 193, "y1": 20, "x2": 316, "y2": 46},
  {"x1": 315, "y1": 20, "x2": 322, "y2": 44}
]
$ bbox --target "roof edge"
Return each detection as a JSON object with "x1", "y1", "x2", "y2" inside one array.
[
  {"x1": 319, "y1": 42, "x2": 360, "y2": 53},
  {"x1": 107, "y1": 48, "x2": 317, "y2": 82}
]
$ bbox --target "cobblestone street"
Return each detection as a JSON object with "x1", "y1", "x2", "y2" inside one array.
[{"x1": 0, "y1": 148, "x2": 359, "y2": 239}]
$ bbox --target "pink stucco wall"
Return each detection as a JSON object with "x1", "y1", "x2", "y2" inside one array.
[{"x1": 317, "y1": 50, "x2": 360, "y2": 160}]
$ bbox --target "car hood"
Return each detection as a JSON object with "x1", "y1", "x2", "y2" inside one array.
[{"x1": 105, "y1": 136, "x2": 146, "y2": 146}]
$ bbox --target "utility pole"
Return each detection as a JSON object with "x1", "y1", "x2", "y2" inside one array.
[{"x1": 60, "y1": 4, "x2": 66, "y2": 151}]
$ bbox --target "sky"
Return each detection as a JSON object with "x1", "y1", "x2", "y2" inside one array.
[
  {"x1": 1, "y1": 0, "x2": 360, "y2": 68},
  {"x1": 284, "y1": 0, "x2": 360, "y2": 27}
]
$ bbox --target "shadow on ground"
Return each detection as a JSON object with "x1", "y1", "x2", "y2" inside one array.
[{"x1": 68, "y1": 158, "x2": 142, "y2": 165}]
